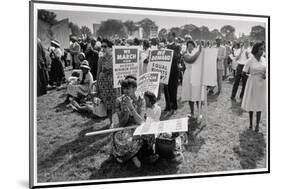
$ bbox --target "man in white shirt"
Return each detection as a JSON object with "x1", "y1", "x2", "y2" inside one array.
[{"x1": 231, "y1": 40, "x2": 251, "y2": 100}]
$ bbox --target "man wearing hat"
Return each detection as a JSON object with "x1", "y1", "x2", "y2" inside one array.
[{"x1": 70, "y1": 36, "x2": 81, "y2": 69}]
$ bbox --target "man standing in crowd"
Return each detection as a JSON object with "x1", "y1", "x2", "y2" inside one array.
[
  {"x1": 69, "y1": 36, "x2": 81, "y2": 69},
  {"x1": 224, "y1": 40, "x2": 232, "y2": 79},
  {"x1": 85, "y1": 38, "x2": 99, "y2": 80},
  {"x1": 164, "y1": 31, "x2": 182, "y2": 111},
  {"x1": 231, "y1": 39, "x2": 251, "y2": 101},
  {"x1": 37, "y1": 38, "x2": 48, "y2": 96},
  {"x1": 214, "y1": 36, "x2": 226, "y2": 95}
]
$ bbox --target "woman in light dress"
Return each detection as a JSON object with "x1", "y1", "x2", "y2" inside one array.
[
  {"x1": 181, "y1": 40, "x2": 203, "y2": 118},
  {"x1": 144, "y1": 91, "x2": 161, "y2": 122},
  {"x1": 241, "y1": 42, "x2": 266, "y2": 132},
  {"x1": 66, "y1": 60, "x2": 94, "y2": 102}
]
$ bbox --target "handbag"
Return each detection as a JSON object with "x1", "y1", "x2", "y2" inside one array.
[
  {"x1": 155, "y1": 135, "x2": 176, "y2": 159},
  {"x1": 91, "y1": 97, "x2": 107, "y2": 117}
]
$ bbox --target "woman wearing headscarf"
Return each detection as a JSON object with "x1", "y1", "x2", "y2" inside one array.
[
  {"x1": 241, "y1": 42, "x2": 266, "y2": 132},
  {"x1": 96, "y1": 39, "x2": 120, "y2": 124}
]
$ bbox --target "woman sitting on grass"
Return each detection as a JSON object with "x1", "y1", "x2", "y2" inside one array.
[
  {"x1": 112, "y1": 77, "x2": 158, "y2": 168},
  {"x1": 66, "y1": 60, "x2": 94, "y2": 103},
  {"x1": 144, "y1": 91, "x2": 161, "y2": 122}
]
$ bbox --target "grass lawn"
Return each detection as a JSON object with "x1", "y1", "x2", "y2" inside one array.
[{"x1": 36, "y1": 75, "x2": 267, "y2": 182}]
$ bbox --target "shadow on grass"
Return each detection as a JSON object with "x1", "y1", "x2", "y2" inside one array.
[
  {"x1": 90, "y1": 152, "x2": 179, "y2": 180},
  {"x1": 177, "y1": 97, "x2": 185, "y2": 110},
  {"x1": 230, "y1": 100, "x2": 244, "y2": 116},
  {"x1": 38, "y1": 121, "x2": 111, "y2": 171},
  {"x1": 207, "y1": 93, "x2": 219, "y2": 104},
  {"x1": 53, "y1": 101, "x2": 69, "y2": 112},
  {"x1": 185, "y1": 118, "x2": 206, "y2": 153},
  {"x1": 233, "y1": 129, "x2": 266, "y2": 169}
]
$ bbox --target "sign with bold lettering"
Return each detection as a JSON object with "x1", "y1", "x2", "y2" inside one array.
[
  {"x1": 113, "y1": 46, "x2": 139, "y2": 88},
  {"x1": 147, "y1": 49, "x2": 173, "y2": 84},
  {"x1": 136, "y1": 72, "x2": 160, "y2": 97},
  {"x1": 133, "y1": 117, "x2": 188, "y2": 136}
]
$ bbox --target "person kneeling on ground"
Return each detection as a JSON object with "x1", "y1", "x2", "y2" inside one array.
[
  {"x1": 65, "y1": 60, "x2": 94, "y2": 103},
  {"x1": 112, "y1": 77, "x2": 158, "y2": 168}
]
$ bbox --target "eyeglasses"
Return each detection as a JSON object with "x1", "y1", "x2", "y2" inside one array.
[{"x1": 101, "y1": 45, "x2": 107, "y2": 48}]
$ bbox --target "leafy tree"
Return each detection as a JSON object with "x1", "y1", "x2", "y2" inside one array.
[
  {"x1": 170, "y1": 27, "x2": 182, "y2": 37},
  {"x1": 69, "y1": 22, "x2": 81, "y2": 37},
  {"x1": 182, "y1": 24, "x2": 197, "y2": 32},
  {"x1": 199, "y1": 26, "x2": 211, "y2": 40},
  {"x1": 38, "y1": 9, "x2": 57, "y2": 25},
  {"x1": 190, "y1": 27, "x2": 201, "y2": 40},
  {"x1": 80, "y1": 25, "x2": 92, "y2": 38},
  {"x1": 220, "y1": 25, "x2": 236, "y2": 40},
  {"x1": 97, "y1": 19, "x2": 127, "y2": 38},
  {"x1": 250, "y1": 25, "x2": 265, "y2": 41},
  {"x1": 138, "y1": 18, "x2": 157, "y2": 39},
  {"x1": 211, "y1": 29, "x2": 223, "y2": 40},
  {"x1": 180, "y1": 28, "x2": 190, "y2": 38},
  {"x1": 123, "y1": 20, "x2": 138, "y2": 36},
  {"x1": 158, "y1": 28, "x2": 168, "y2": 39}
]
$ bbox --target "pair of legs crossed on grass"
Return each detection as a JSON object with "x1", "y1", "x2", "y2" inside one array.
[{"x1": 249, "y1": 111, "x2": 262, "y2": 132}]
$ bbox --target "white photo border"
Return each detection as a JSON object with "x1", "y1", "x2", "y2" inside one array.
[{"x1": 29, "y1": 0, "x2": 270, "y2": 188}]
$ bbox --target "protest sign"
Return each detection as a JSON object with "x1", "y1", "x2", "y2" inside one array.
[
  {"x1": 113, "y1": 46, "x2": 139, "y2": 88},
  {"x1": 190, "y1": 48, "x2": 218, "y2": 87},
  {"x1": 147, "y1": 49, "x2": 173, "y2": 84},
  {"x1": 133, "y1": 117, "x2": 188, "y2": 136},
  {"x1": 135, "y1": 72, "x2": 160, "y2": 97}
]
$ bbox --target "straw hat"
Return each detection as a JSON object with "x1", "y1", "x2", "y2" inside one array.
[
  {"x1": 71, "y1": 36, "x2": 78, "y2": 42},
  {"x1": 80, "y1": 60, "x2": 90, "y2": 70},
  {"x1": 184, "y1": 34, "x2": 192, "y2": 40},
  {"x1": 51, "y1": 40, "x2": 60, "y2": 47},
  {"x1": 78, "y1": 52, "x2": 85, "y2": 59},
  {"x1": 215, "y1": 36, "x2": 222, "y2": 40}
]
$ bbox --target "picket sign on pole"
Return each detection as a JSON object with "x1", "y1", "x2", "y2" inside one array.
[
  {"x1": 198, "y1": 47, "x2": 207, "y2": 125},
  {"x1": 85, "y1": 125, "x2": 138, "y2": 137}
]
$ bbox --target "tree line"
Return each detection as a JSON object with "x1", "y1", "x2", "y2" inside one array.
[{"x1": 38, "y1": 9, "x2": 265, "y2": 41}]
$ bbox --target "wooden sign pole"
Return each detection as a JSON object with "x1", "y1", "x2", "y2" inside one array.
[
  {"x1": 198, "y1": 47, "x2": 207, "y2": 125},
  {"x1": 85, "y1": 125, "x2": 138, "y2": 137}
]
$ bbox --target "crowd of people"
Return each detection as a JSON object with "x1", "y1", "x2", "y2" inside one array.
[{"x1": 37, "y1": 31, "x2": 267, "y2": 168}]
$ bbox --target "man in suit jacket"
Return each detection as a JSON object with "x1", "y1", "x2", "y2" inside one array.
[{"x1": 164, "y1": 32, "x2": 182, "y2": 111}]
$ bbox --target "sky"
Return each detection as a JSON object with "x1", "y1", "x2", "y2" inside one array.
[{"x1": 51, "y1": 9, "x2": 265, "y2": 37}]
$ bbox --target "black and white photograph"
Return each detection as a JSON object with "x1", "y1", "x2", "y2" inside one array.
[{"x1": 30, "y1": 1, "x2": 269, "y2": 188}]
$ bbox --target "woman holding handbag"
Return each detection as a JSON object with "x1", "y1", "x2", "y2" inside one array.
[{"x1": 96, "y1": 39, "x2": 121, "y2": 125}]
